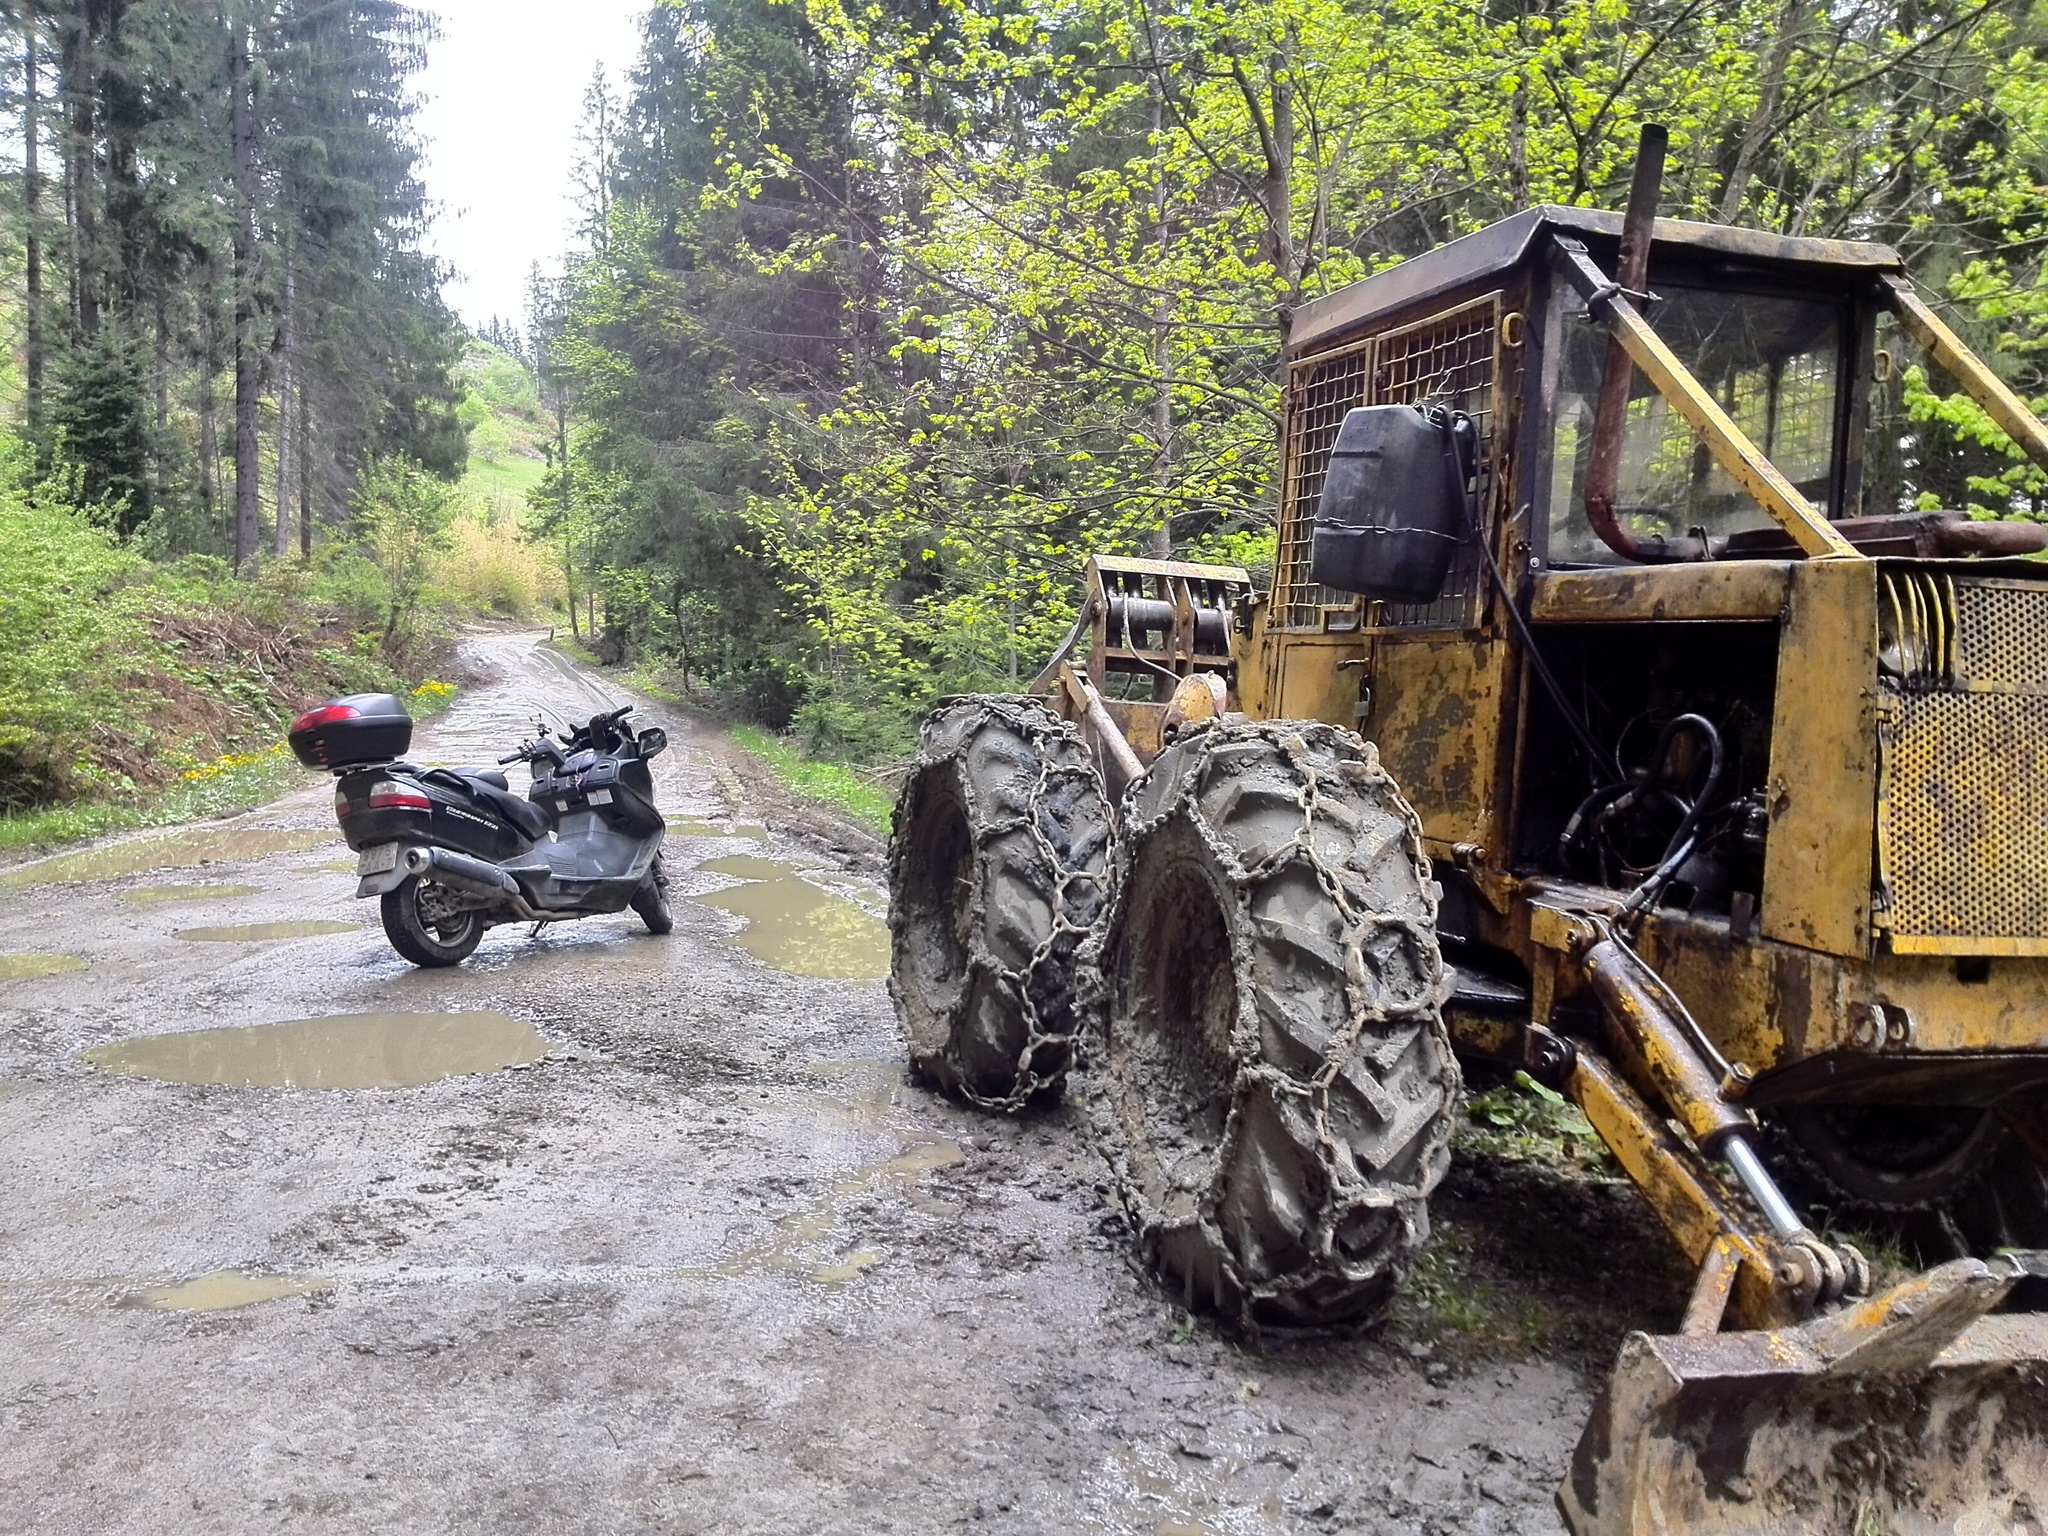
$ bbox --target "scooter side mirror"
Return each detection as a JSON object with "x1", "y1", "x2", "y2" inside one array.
[{"x1": 637, "y1": 727, "x2": 668, "y2": 759}]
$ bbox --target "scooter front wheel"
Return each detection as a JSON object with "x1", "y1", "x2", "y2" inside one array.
[
  {"x1": 630, "y1": 854, "x2": 673, "y2": 935},
  {"x1": 381, "y1": 874, "x2": 485, "y2": 966}
]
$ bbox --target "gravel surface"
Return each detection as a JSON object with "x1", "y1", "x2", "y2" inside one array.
[{"x1": 0, "y1": 633, "x2": 1590, "y2": 1534}]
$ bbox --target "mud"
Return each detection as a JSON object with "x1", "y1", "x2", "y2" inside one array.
[
  {"x1": 691, "y1": 853, "x2": 890, "y2": 979},
  {"x1": 171, "y1": 919, "x2": 362, "y2": 943},
  {"x1": 0, "y1": 632, "x2": 1595, "y2": 1536},
  {"x1": 0, "y1": 951, "x2": 89, "y2": 980},
  {"x1": 83, "y1": 1011, "x2": 548, "y2": 1089}
]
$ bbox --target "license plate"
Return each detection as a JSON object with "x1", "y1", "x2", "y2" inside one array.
[
  {"x1": 357, "y1": 844, "x2": 400, "y2": 876},
  {"x1": 588, "y1": 788, "x2": 614, "y2": 806}
]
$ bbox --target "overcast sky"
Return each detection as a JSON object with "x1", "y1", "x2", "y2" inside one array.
[{"x1": 414, "y1": 0, "x2": 648, "y2": 334}]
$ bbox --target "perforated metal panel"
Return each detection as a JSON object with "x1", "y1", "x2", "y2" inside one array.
[
  {"x1": 1881, "y1": 692, "x2": 2048, "y2": 942},
  {"x1": 1955, "y1": 581, "x2": 2048, "y2": 691},
  {"x1": 1880, "y1": 576, "x2": 2048, "y2": 949},
  {"x1": 1275, "y1": 293, "x2": 1501, "y2": 632}
]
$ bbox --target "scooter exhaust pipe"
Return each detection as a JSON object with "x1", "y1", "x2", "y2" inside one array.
[
  {"x1": 401, "y1": 845, "x2": 515, "y2": 901},
  {"x1": 400, "y1": 845, "x2": 559, "y2": 924}
]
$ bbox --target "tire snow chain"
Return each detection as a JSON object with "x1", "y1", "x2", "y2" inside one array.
[{"x1": 1091, "y1": 720, "x2": 1458, "y2": 1325}]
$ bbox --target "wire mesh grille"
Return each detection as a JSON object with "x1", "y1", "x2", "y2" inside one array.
[
  {"x1": 1882, "y1": 690, "x2": 2048, "y2": 942},
  {"x1": 1277, "y1": 340, "x2": 1372, "y2": 630},
  {"x1": 1275, "y1": 294, "x2": 1501, "y2": 631},
  {"x1": 1955, "y1": 582, "x2": 2048, "y2": 691}
]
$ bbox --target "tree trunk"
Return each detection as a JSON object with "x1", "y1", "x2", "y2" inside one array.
[
  {"x1": 1151, "y1": 87, "x2": 1173, "y2": 559},
  {"x1": 230, "y1": 16, "x2": 260, "y2": 573},
  {"x1": 1508, "y1": 75, "x2": 1529, "y2": 210},
  {"x1": 558, "y1": 391, "x2": 581, "y2": 637},
  {"x1": 23, "y1": 12, "x2": 44, "y2": 437},
  {"x1": 1717, "y1": 0, "x2": 1807, "y2": 223},
  {"x1": 58, "y1": 1, "x2": 94, "y2": 336},
  {"x1": 1266, "y1": 47, "x2": 1294, "y2": 295},
  {"x1": 153, "y1": 287, "x2": 168, "y2": 509},
  {"x1": 668, "y1": 582, "x2": 693, "y2": 694},
  {"x1": 275, "y1": 233, "x2": 296, "y2": 559},
  {"x1": 298, "y1": 375, "x2": 312, "y2": 557},
  {"x1": 199, "y1": 303, "x2": 219, "y2": 542}
]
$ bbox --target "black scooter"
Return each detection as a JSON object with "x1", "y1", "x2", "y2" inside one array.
[{"x1": 289, "y1": 692, "x2": 672, "y2": 966}]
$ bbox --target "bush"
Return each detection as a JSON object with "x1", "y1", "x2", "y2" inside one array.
[
  {"x1": 352, "y1": 455, "x2": 456, "y2": 641},
  {"x1": 0, "y1": 467, "x2": 153, "y2": 808},
  {"x1": 790, "y1": 681, "x2": 917, "y2": 764},
  {"x1": 436, "y1": 510, "x2": 563, "y2": 618}
]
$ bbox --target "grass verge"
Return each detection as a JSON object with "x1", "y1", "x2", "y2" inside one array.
[{"x1": 729, "y1": 724, "x2": 894, "y2": 835}]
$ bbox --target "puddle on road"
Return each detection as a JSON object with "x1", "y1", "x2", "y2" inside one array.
[
  {"x1": 172, "y1": 920, "x2": 359, "y2": 943},
  {"x1": 82, "y1": 1010, "x2": 548, "y2": 1089},
  {"x1": 144, "y1": 1270, "x2": 331, "y2": 1312},
  {"x1": 1086, "y1": 1438, "x2": 1288, "y2": 1533},
  {"x1": 0, "y1": 952, "x2": 88, "y2": 980},
  {"x1": 0, "y1": 827, "x2": 332, "y2": 888},
  {"x1": 804, "y1": 1058, "x2": 911, "y2": 1133},
  {"x1": 672, "y1": 817, "x2": 768, "y2": 841},
  {"x1": 174, "y1": 921, "x2": 358, "y2": 946},
  {"x1": 119, "y1": 883, "x2": 263, "y2": 905},
  {"x1": 692, "y1": 855, "x2": 887, "y2": 979}
]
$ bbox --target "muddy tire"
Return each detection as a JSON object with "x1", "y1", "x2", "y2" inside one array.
[
  {"x1": 1769, "y1": 1101, "x2": 2048, "y2": 1261},
  {"x1": 889, "y1": 696, "x2": 1112, "y2": 1110},
  {"x1": 1091, "y1": 719, "x2": 1458, "y2": 1329},
  {"x1": 631, "y1": 853, "x2": 674, "y2": 935},
  {"x1": 380, "y1": 874, "x2": 485, "y2": 967}
]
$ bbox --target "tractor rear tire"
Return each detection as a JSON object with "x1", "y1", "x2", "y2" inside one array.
[
  {"x1": 889, "y1": 696, "x2": 1112, "y2": 1110},
  {"x1": 1091, "y1": 719, "x2": 1459, "y2": 1329}
]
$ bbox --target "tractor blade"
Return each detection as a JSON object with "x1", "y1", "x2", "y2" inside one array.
[{"x1": 1558, "y1": 1256, "x2": 2048, "y2": 1535}]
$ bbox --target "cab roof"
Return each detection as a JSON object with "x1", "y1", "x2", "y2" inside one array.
[{"x1": 1285, "y1": 205, "x2": 1904, "y2": 358}]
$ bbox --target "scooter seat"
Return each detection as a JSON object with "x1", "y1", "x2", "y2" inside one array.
[
  {"x1": 458, "y1": 768, "x2": 511, "y2": 792},
  {"x1": 469, "y1": 780, "x2": 551, "y2": 841}
]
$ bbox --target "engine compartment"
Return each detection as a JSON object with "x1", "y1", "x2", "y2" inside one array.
[{"x1": 1513, "y1": 620, "x2": 1780, "y2": 920}]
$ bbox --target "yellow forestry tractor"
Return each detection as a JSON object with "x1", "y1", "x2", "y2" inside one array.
[{"x1": 886, "y1": 127, "x2": 2048, "y2": 1531}]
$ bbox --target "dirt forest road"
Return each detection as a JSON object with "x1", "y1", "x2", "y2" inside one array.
[{"x1": 0, "y1": 633, "x2": 1592, "y2": 1536}]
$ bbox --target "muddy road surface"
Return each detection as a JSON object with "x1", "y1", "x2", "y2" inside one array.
[{"x1": 1, "y1": 634, "x2": 1597, "y2": 1534}]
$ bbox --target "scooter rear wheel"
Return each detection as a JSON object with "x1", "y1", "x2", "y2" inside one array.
[
  {"x1": 381, "y1": 874, "x2": 485, "y2": 966},
  {"x1": 631, "y1": 853, "x2": 674, "y2": 934}
]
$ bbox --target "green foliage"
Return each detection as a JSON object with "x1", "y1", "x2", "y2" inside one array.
[
  {"x1": 0, "y1": 746, "x2": 299, "y2": 852},
  {"x1": 20, "y1": 0, "x2": 466, "y2": 564},
  {"x1": 1460, "y1": 1071, "x2": 1610, "y2": 1173},
  {"x1": 46, "y1": 331, "x2": 153, "y2": 533},
  {"x1": 540, "y1": 0, "x2": 2048, "y2": 758},
  {"x1": 0, "y1": 453, "x2": 151, "y2": 808}
]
